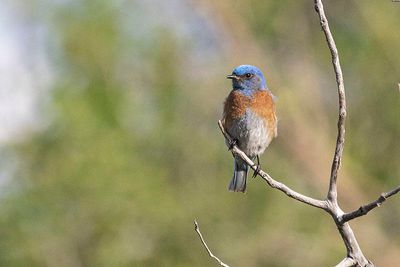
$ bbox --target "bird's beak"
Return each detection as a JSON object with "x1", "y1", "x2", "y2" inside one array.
[{"x1": 226, "y1": 74, "x2": 239, "y2": 80}]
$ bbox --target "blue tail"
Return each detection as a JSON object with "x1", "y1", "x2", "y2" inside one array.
[{"x1": 228, "y1": 159, "x2": 248, "y2": 193}]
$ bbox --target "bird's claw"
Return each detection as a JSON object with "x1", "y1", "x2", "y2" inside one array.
[
  {"x1": 228, "y1": 139, "x2": 238, "y2": 150},
  {"x1": 252, "y1": 155, "x2": 261, "y2": 178},
  {"x1": 252, "y1": 164, "x2": 261, "y2": 178}
]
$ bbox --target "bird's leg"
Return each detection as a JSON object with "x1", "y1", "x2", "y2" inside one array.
[
  {"x1": 252, "y1": 155, "x2": 261, "y2": 178},
  {"x1": 228, "y1": 138, "x2": 238, "y2": 151}
]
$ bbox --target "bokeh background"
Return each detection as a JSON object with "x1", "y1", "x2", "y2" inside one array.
[{"x1": 0, "y1": 0, "x2": 399, "y2": 266}]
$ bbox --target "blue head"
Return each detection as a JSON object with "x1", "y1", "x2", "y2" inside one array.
[{"x1": 227, "y1": 65, "x2": 267, "y2": 92}]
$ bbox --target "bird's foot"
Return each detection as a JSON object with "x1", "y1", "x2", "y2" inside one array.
[
  {"x1": 252, "y1": 164, "x2": 261, "y2": 178},
  {"x1": 252, "y1": 155, "x2": 261, "y2": 178},
  {"x1": 228, "y1": 139, "x2": 238, "y2": 151}
]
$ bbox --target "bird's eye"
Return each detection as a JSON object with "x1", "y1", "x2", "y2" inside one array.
[{"x1": 245, "y1": 73, "x2": 252, "y2": 78}]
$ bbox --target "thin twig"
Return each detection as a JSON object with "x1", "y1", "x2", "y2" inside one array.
[
  {"x1": 314, "y1": 0, "x2": 347, "y2": 204},
  {"x1": 218, "y1": 121, "x2": 327, "y2": 210},
  {"x1": 339, "y1": 185, "x2": 400, "y2": 223},
  {"x1": 194, "y1": 220, "x2": 230, "y2": 267}
]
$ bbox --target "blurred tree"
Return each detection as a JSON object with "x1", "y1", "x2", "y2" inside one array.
[{"x1": 0, "y1": 0, "x2": 399, "y2": 266}]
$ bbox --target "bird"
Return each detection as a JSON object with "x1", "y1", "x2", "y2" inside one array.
[{"x1": 222, "y1": 65, "x2": 277, "y2": 193}]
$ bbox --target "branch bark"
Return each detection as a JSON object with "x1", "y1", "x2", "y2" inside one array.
[
  {"x1": 340, "y1": 185, "x2": 400, "y2": 223},
  {"x1": 314, "y1": 0, "x2": 346, "y2": 204}
]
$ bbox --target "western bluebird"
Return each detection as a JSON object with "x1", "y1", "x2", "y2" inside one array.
[{"x1": 222, "y1": 65, "x2": 277, "y2": 192}]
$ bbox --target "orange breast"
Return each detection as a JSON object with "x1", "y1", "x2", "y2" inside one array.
[
  {"x1": 223, "y1": 90, "x2": 277, "y2": 137},
  {"x1": 251, "y1": 90, "x2": 278, "y2": 138},
  {"x1": 223, "y1": 90, "x2": 250, "y2": 130}
]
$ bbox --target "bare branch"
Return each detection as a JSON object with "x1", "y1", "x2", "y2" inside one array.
[
  {"x1": 194, "y1": 220, "x2": 230, "y2": 267},
  {"x1": 218, "y1": 120, "x2": 327, "y2": 210},
  {"x1": 339, "y1": 185, "x2": 400, "y2": 223},
  {"x1": 314, "y1": 0, "x2": 347, "y2": 203}
]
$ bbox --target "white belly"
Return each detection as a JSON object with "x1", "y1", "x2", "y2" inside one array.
[{"x1": 227, "y1": 109, "x2": 271, "y2": 158}]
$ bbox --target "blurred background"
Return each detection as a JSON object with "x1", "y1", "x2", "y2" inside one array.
[{"x1": 0, "y1": 0, "x2": 399, "y2": 266}]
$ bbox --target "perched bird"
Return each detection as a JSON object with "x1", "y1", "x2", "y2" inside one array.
[{"x1": 222, "y1": 65, "x2": 277, "y2": 192}]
